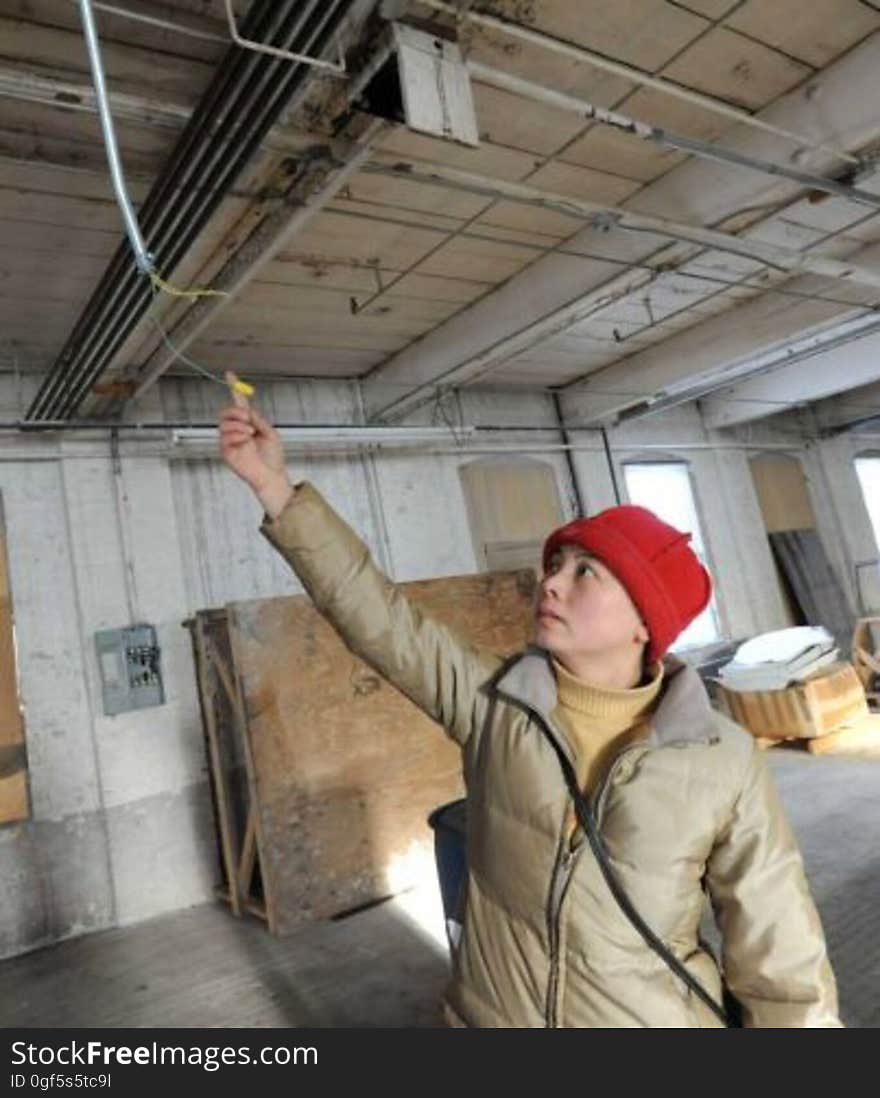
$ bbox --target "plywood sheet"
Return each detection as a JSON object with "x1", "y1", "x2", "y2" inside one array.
[
  {"x1": 15, "y1": 0, "x2": 224, "y2": 65},
  {"x1": 185, "y1": 342, "x2": 384, "y2": 377},
  {"x1": 661, "y1": 27, "x2": 811, "y2": 112},
  {"x1": 674, "y1": 0, "x2": 740, "y2": 17},
  {"x1": 281, "y1": 210, "x2": 446, "y2": 271},
  {"x1": 227, "y1": 570, "x2": 536, "y2": 934},
  {"x1": 377, "y1": 126, "x2": 538, "y2": 182},
  {"x1": 460, "y1": 459, "x2": 565, "y2": 566},
  {"x1": 0, "y1": 497, "x2": 28, "y2": 826},
  {"x1": 561, "y1": 125, "x2": 685, "y2": 185},
  {"x1": 500, "y1": 0, "x2": 709, "y2": 72},
  {"x1": 196, "y1": 322, "x2": 405, "y2": 355},
  {"x1": 526, "y1": 160, "x2": 643, "y2": 207},
  {"x1": 476, "y1": 200, "x2": 583, "y2": 241},
  {"x1": 0, "y1": 16, "x2": 212, "y2": 103},
  {"x1": 415, "y1": 234, "x2": 540, "y2": 282},
  {"x1": 0, "y1": 187, "x2": 124, "y2": 234},
  {"x1": 727, "y1": 0, "x2": 880, "y2": 68},
  {"x1": 462, "y1": 22, "x2": 635, "y2": 106},
  {"x1": 470, "y1": 81, "x2": 588, "y2": 157},
  {"x1": 347, "y1": 166, "x2": 489, "y2": 222},
  {"x1": 749, "y1": 453, "x2": 816, "y2": 533}
]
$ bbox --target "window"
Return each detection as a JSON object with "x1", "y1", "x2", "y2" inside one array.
[
  {"x1": 622, "y1": 462, "x2": 721, "y2": 650},
  {"x1": 855, "y1": 455, "x2": 880, "y2": 551}
]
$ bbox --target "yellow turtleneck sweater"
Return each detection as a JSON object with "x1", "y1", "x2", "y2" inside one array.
[{"x1": 552, "y1": 659, "x2": 664, "y2": 841}]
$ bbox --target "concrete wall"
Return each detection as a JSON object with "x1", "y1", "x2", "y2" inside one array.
[{"x1": 0, "y1": 374, "x2": 874, "y2": 959}]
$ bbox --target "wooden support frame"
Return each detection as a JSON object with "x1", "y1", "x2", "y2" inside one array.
[
  {"x1": 186, "y1": 611, "x2": 270, "y2": 928},
  {"x1": 852, "y1": 616, "x2": 880, "y2": 707},
  {"x1": 0, "y1": 494, "x2": 28, "y2": 826},
  {"x1": 185, "y1": 568, "x2": 536, "y2": 937}
]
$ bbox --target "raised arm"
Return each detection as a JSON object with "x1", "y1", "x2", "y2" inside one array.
[{"x1": 218, "y1": 381, "x2": 499, "y2": 747}]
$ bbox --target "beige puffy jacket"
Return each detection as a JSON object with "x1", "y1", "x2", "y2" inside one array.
[{"x1": 262, "y1": 483, "x2": 841, "y2": 1028}]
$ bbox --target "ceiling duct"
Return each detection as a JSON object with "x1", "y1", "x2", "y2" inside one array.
[{"x1": 26, "y1": 0, "x2": 360, "y2": 423}]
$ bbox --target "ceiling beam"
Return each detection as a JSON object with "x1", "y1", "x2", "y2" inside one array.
[
  {"x1": 365, "y1": 160, "x2": 880, "y2": 288},
  {"x1": 0, "y1": 63, "x2": 325, "y2": 157},
  {"x1": 128, "y1": 122, "x2": 384, "y2": 403},
  {"x1": 359, "y1": 31, "x2": 880, "y2": 423},
  {"x1": 809, "y1": 379, "x2": 880, "y2": 434},
  {"x1": 558, "y1": 237, "x2": 880, "y2": 427},
  {"x1": 700, "y1": 320, "x2": 880, "y2": 428},
  {"x1": 25, "y1": 0, "x2": 365, "y2": 422},
  {"x1": 59, "y1": 0, "x2": 229, "y2": 44}
]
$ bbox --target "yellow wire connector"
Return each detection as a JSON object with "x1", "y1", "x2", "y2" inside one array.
[{"x1": 226, "y1": 371, "x2": 255, "y2": 399}]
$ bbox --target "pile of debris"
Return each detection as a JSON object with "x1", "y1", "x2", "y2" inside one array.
[{"x1": 717, "y1": 626, "x2": 838, "y2": 692}]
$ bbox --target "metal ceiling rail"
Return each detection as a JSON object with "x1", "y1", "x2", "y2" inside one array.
[
  {"x1": 60, "y1": 0, "x2": 230, "y2": 44},
  {"x1": 468, "y1": 63, "x2": 880, "y2": 211},
  {"x1": 223, "y1": 0, "x2": 347, "y2": 73},
  {"x1": 419, "y1": 0, "x2": 861, "y2": 166},
  {"x1": 26, "y1": 0, "x2": 356, "y2": 422},
  {"x1": 362, "y1": 160, "x2": 880, "y2": 289}
]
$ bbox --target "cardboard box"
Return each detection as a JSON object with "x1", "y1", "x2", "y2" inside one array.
[{"x1": 716, "y1": 661, "x2": 868, "y2": 740}]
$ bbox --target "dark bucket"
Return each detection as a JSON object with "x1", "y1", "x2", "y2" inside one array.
[{"x1": 427, "y1": 798, "x2": 467, "y2": 926}]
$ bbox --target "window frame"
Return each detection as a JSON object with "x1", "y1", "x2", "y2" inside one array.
[{"x1": 620, "y1": 458, "x2": 723, "y2": 652}]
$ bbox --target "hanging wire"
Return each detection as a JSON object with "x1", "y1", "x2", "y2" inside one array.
[
  {"x1": 77, "y1": 0, "x2": 232, "y2": 297},
  {"x1": 76, "y1": 0, "x2": 253, "y2": 398},
  {"x1": 146, "y1": 310, "x2": 227, "y2": 389}
]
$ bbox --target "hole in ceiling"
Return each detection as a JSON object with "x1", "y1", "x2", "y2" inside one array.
[{"x1": 355, "y1": 52, "x2": 404, "y2": 124}]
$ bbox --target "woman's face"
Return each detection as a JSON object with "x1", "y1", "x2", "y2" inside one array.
[{"x1": 535, "y1": 543, "x2": 648, "y2": 663}]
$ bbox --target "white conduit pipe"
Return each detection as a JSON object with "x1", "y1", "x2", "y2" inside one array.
[
  {"x1": 223, "y1": 0, "x2": 347, "y2": 74},
  {"x1": 419, "y1": 0, "x2": 860, "y2": 165},
  {"x1": 365, "y1": 160, "x2": 880, "y2": 289},
  {"x1": 64, "y1": 0, "x2": 228, "y2": 43},
  {"x1": 468, "y1": 62, "x2": 880, "y2": 210},
  {"x1": 76, "y1": 0, "x2": 153, "y2": 273}
]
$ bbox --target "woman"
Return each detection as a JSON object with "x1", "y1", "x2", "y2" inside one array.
[{"x1": 219, "y1": 387, "x2": 840, "y2": 1028}]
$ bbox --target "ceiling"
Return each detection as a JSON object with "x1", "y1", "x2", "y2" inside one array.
[{"x1": 3, "y1": 0, "x2": 880, "y2": 430}]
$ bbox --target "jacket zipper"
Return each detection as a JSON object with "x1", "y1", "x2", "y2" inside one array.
[
  {"x1": 501, "y1": 698, "x2": 581, "y2": 1029},
  {"x1": 546, "y1": 747, "x2": 645, "y2": 1026},
  {"x1": 545, "y1": 832, "x2": 579, "y2": 1027},
  {"x1": 502, "y1": 695, "x2": 648, "y2": 1028}
]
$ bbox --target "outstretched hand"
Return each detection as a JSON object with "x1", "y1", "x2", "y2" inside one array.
[{"x1": 218, "y1": 372, "x2": 293, "y2": 518}]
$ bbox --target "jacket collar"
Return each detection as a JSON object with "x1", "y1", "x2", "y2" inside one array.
[{"x1": 493, "y1": 646, "x2": 719, "y2": 748}]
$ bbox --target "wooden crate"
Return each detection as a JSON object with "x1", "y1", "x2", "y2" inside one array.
[
  {"x1": 188, "y1": 568, "x2": 536, "y2": 935},
  {"x1": 851, "y1": 616, "x2": 880, "y2": 705},
  {"x1": 757, "y1": 714, "x2": 880, "y2": 759},
  {"x1": 806, "y1": 713, "x2": 880, "y2": 758},
  {"x1": 717, "y1": 661, "x2": 868, "y2": 740}
]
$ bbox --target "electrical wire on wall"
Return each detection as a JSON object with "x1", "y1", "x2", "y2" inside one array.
[
  {"x1": 76, "y1": 0, "x2": 254, "y2": 400},
  {"x1": 601, "y1": 426, "x2": 623, "y2": 505}
]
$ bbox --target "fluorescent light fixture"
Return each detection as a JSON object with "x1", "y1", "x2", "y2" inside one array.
[{"x1": 169, "y1": 424, "x2": 475, "y2": 455}]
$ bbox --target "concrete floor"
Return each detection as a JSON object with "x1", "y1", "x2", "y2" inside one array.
[{"x1": 1, "y1": 750, "x2": 877, "y2": 1028}]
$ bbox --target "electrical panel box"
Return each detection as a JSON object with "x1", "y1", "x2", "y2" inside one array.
[{"x1": 95, "y1": 624, "x2": 164, "y2": 717}]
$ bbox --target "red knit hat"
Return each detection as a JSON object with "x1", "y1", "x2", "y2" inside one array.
[{"x1": 542, "y1": 505, "x2": 713, "y2": 661}]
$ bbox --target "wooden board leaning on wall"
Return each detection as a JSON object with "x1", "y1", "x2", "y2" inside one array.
[
  {"x1": 0, "y1": 495, "x2": 28, "y2": 825},
  {"x1": 219, "y1": 568, "x2": 536, "y2": 936}
]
